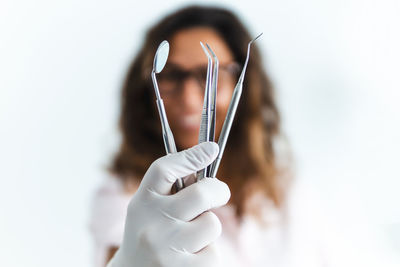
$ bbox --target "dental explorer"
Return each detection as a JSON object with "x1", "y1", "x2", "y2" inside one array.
[{"x1": 209, "y1": 33, "x2": 263, "y2": 178}]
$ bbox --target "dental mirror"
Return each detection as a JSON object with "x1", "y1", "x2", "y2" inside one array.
[{"x1": 153, "y1": 40, "x2": 170, "y2": 73}]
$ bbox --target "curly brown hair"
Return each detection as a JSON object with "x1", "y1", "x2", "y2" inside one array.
[{"x1": 110, "y1": 5, "x2": 291, "y2": 219}]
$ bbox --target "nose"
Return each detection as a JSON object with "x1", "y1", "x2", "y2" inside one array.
[{"x1": 179, "y1": 77, "x2": 203, "y2": 112}]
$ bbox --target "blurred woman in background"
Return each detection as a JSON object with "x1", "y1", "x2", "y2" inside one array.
[{"x1": 89, "y1": 5, "x2": 364, "y2": 267}]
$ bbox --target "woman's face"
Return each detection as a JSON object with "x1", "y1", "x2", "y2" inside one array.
[{"x1": 158, "y1": 27, "x2": 237, "y2": 149}]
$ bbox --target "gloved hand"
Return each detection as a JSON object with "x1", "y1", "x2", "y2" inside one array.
[{"x1": 108, "y1": 142, "x2": 231, "y2": 267}]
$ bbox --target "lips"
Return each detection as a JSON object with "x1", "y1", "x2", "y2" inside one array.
[{"x1": 179, "y1": 113, "x2": 201, "y2": 131}]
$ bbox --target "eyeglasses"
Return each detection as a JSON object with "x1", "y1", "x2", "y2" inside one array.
[{"x1": 157, "y1": 62, "x2": 241, "y2": 97}]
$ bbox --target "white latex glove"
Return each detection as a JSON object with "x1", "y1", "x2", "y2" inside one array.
[{"x1": 108, "y1": 142, "x2": 231, "y2": 267}]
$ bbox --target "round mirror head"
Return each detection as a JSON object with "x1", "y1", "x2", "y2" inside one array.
[{"x1": 153, "y1": 40, "x2": 169, "y2": 73}]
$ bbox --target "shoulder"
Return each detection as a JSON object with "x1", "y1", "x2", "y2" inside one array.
[
  {"x1": 90, "y1": 176, "x2": 133, "y2": 214},
  {"x1": 89, "y1": 175, "x2": 135, "y2": 246},
  {"x1": 88, "y1": 175, "x2": 138, "y2": 267}
]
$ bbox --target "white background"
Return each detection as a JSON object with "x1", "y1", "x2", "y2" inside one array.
[{"x1": 0, "y1": 0, "x2": 399, "y2": 266}]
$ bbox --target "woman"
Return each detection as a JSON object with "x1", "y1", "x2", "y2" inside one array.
[{"x1": 89, "y1": 5, "x2": 351, "y2": 267}]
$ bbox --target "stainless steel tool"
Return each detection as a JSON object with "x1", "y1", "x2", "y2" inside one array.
[
  {"x1": 196, "y1": 42, "x2": 214, "y2": 181},
  {"x1": 209, "y1": 33, "x2": 262, "y2": 178},
  {"x1": 151, "y1": 40, "x2": 184, "y2": 190}
]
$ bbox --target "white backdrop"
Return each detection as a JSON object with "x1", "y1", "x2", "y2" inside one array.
[{"x1": 0, "y1": 0, "x2": 399, "y2": 266}]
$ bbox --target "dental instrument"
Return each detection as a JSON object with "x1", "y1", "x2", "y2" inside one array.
[
  {"x1": 196, "y1": 42, "x2": 213, "y2": 181},
  {"x1": 151, "y1": 40, "x2": 184, "y2": 190},
  {"x1": 205, "y1": 43, "x2": 219, "y2": 147},
  {"x1": 209, "y1": 33, "x2": 263, "y2": 178}
]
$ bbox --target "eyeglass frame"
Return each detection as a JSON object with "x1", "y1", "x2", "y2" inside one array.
[{"x1": 156, "y1": 62, "x2": 241, "y2": 97}]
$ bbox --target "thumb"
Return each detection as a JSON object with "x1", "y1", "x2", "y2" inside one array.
[{"x1": 141, "y1": 142, "x2": 219, "y2": 195}]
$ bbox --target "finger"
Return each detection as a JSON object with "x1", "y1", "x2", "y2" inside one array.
[
  {"x1": 189, "y1": 242, "x2": 221, "y2": 267},
  {"x1": 170, "y1": 211, "x2": 221, "y2": 254},
  {"x1": 165, "y1": 178, "x2": 231, "y2": 221},
  {"x1": 142, "y1": 142, "x2": 219, "y2": 195}
]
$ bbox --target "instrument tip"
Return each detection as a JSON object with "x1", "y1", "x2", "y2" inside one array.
[{"x1": 251, "y1": 33, "x2": 263, "y2": 44}]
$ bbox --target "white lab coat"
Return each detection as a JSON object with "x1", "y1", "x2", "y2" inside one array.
[{"x1": 88, "y1": 176, "x2": 395, "y2": 267}]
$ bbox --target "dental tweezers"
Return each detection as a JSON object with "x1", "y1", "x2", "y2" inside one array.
[{"x1": 197, "y1": 42, "x2": 219, "y2": 181}]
